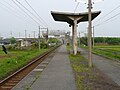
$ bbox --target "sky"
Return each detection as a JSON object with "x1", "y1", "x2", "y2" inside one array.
[{"x1": 0, "y1": 0, "x2": 120, "y2": 38}]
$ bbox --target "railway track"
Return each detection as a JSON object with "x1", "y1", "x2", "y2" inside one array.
[{"x1": 0, "y1": 45, "x2": 60, "y2": 90}]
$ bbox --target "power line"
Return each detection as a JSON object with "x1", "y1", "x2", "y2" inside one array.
[
  {"x1": 3, "y1": 0, "x2": 23, "y2": 13},
  {"x1": 2, "y1": 0, "x2": 28, "y2": 19},
  {"x1": 95, "y1": 4, "x2": 120, "y2": 24},
  {"x1": 74, "y1": 2, "x2": 79, "y2": 13},
  {"x1": 0, "y1": 0, "x2": 32, "y2": 25},
  {"x1": 94, "y1": 12, "x2": 120, "y2": 27},
  {"x1": 15, "y1": 0, "x2": 44, "y2": 27},
  {"x1": 0, "y1": 1, "x2": 20, "y2": 15},
  {"x1": 0, "y1": 1, "x2": 25, "y2": 21},
  {"x1": 24, "y1": 0, "x2": 48, "y2": 27},
  {"x1": 11, "y1": 0, "x2": 40, "y2": 25}
]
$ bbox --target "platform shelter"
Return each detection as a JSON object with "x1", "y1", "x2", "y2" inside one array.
[{"x1": 51, "y1": 11, "x2": 101, "y2": 55}]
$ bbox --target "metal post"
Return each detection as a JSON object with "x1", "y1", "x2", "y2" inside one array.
[
  {"x1": 11, "y1": 31, "x2": 12, "y2": 38},
  {"x1": 19, "y1": 32, "x2": 20, "y2": 38},
  {"x1": 29, "y1": 34, "x2": 31, "y2": 38},
  {"x1": 25, "y1": 30, "x2": 27, "y2": 39},
  {"x1": 39, "y1": 26, "x2": 40, "y2": 50},
  {"x1": 25, "y1": 30, "x2": 27, "y2": 47},
  {"x1": 88, "y1": 0, "x2": 92, "y2": 67},
  {"x1": 33, "y1": 31, "x2": 36, "y2": 39}
]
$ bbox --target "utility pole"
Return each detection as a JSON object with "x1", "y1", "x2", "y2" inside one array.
[
  {"x1": 93, "y1": 26, "x2": 95, "y2": 48},
  {"x1": 19, "y1": 32, "x2": 21, "y2": 38},
  {"x1": 11, "y1": 31, "x2": 12, "y2": 38},
  {"x1": 38, "y1": 26, "x2": 40, "y2": 50},
  {"x1": 29, "y1": 34, "x2": 31, "y2": 38},
  {"x1": 25, "y1": 30, "x2": 27, "y2": 47},
  {"x1": 0, "y1": 32, "x2": 1, "y2": 39},
  {"x1": 88, "y1": 0, "x2": 93, "y2": 67},
  {"x1": 47, "y1": 28, "x2": 48, "y2": 41},
  {"x1": 25, "y1": 30, "x2": 27, "y2": 38},
  {"x1": 79, "y1": 32, "x2": 80, "y2": 46},
  {"x1": 33, "y1": 31, "x2": 36, "y2": 39},
  {"x1": 40, "y1": 28, "x2": 48, "y2": 42}
]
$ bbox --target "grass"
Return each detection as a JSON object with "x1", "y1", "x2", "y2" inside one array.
[
  {"x1": 79, "y1": 45, "x2": 120, "y2": 60},
  {"x1": 93, "y1": 45, "x2": 120, "y2": 60},
  {"x1": 0, "y1": 48, "x2": 48, "y2": 80},
  {"x1": 69, "y1": 45, "x2": 120, "y2": 89},
  {"x1": 67, "y1": 45, "x2": 96, "y2": 90},
  {"x1": 69, "y1": 54, "x2": 97, "y2": 90}
]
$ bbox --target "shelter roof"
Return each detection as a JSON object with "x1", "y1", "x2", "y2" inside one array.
[{"x1": 51, "y1": 11, "x2": 101, "y2": 25}]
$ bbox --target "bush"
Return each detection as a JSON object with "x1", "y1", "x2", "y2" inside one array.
[
  {"x1": 31, "y1": 42, "x2": 48, "y2": 49},
  {"x1": 7, "y1": 45, "x2": 15, "y2": 50},
  {"x1": 40, "y1": 43, "x2": 48, "y2": 49}
]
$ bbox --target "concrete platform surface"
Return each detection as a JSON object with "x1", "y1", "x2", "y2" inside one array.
[
  {"x1": 30, "y1": 45, "x2": 76, "y2": 90},
  {"x1": 78, "y1": 48, "x2": 120, "y2": 86}
]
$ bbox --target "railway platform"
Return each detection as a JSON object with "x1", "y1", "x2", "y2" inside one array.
[
  {"x1": 30, "y1": 45, "x2": 76, "y2": 90},
  {"x1": 78, "y1": 48, "x2": 120, "y2": 86}
]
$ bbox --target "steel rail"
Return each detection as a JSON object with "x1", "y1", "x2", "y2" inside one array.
[{"x1": 0, "y1": 45, "x2": 60, "y2": 90}]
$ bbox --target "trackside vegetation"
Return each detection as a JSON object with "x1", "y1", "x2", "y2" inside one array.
[
  {"x1": 0, "y1": 48, "x2": 48, "y2": 80},
  {"x1": 0, "y1": 38, "x2": 61, "y2": 80}
]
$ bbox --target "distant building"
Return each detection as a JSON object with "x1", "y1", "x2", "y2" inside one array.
[
  {"x1": 0, "y1": 39, "x2": 10, "y2": 45},
  {"x1": 16, "y1": 38, "x2": 34, "y2": 47}
]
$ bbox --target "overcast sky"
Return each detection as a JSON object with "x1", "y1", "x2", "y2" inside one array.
[{"x1": 0, "y1": 0, "x2": 120, "y2": 38}]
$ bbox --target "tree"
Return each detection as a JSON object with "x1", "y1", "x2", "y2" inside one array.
[{"x1": 10, "y1": 37, "x2": 16, "y2": 44}]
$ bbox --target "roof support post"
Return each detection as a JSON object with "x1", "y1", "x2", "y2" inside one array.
[
  {"x1": 72, "y1": 19, "x2": 77, "y2": 55},
  {"x1": 72, "y1": 25, "x2": 74, "y2": 52},
  {"x1": 68, "y1": 16, "x2": 82, "y2": 55}
]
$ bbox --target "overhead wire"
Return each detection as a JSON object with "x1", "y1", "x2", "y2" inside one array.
[
  {"x1": 0, "y1": 2, "x2": 18, "y2": 17},
  {"x1": 0, "y1": 0, "x2": 33, "y2": 25},
  {"x1": 11, "y1": 0, "x2": 40, "y2": 26},
  {"x1": 24, "y1": 0, "x2": 48, "y2": 27},
  {"x1": 95, "y1": 4, "x2": 120, "y2": 24},
  {"x1": 94, "y1": 12, "x2": 120, "y2": 27},
  {"x1": 74, "y1": 1, "x2": 120, "y2": 36},
  {"x1": 74, "y1": 2, "x2": 79, "y2": 13},
  {"x1": 2, "y1": 0, "x2": 29, "y2": 18},
  {"x1": 15, "y1": 0, "x2": 44, "y2": 27},
  {"x1": 0, "y1": 1, "x2": 27, "y2": 22},
  {"x1": 0, "y1": 1, "x2": 16, "y2": 14},
  {"x1": 3, "y1": 0, "x2": 24, "y2": 14}
]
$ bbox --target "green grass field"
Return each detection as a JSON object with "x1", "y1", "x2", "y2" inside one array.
[
  {"x1": 0, "y1": 48, "x2": 48, "y2": 80},
  {"x1": 93, "y1": 45, "x2": 120, "y2": 60}
]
